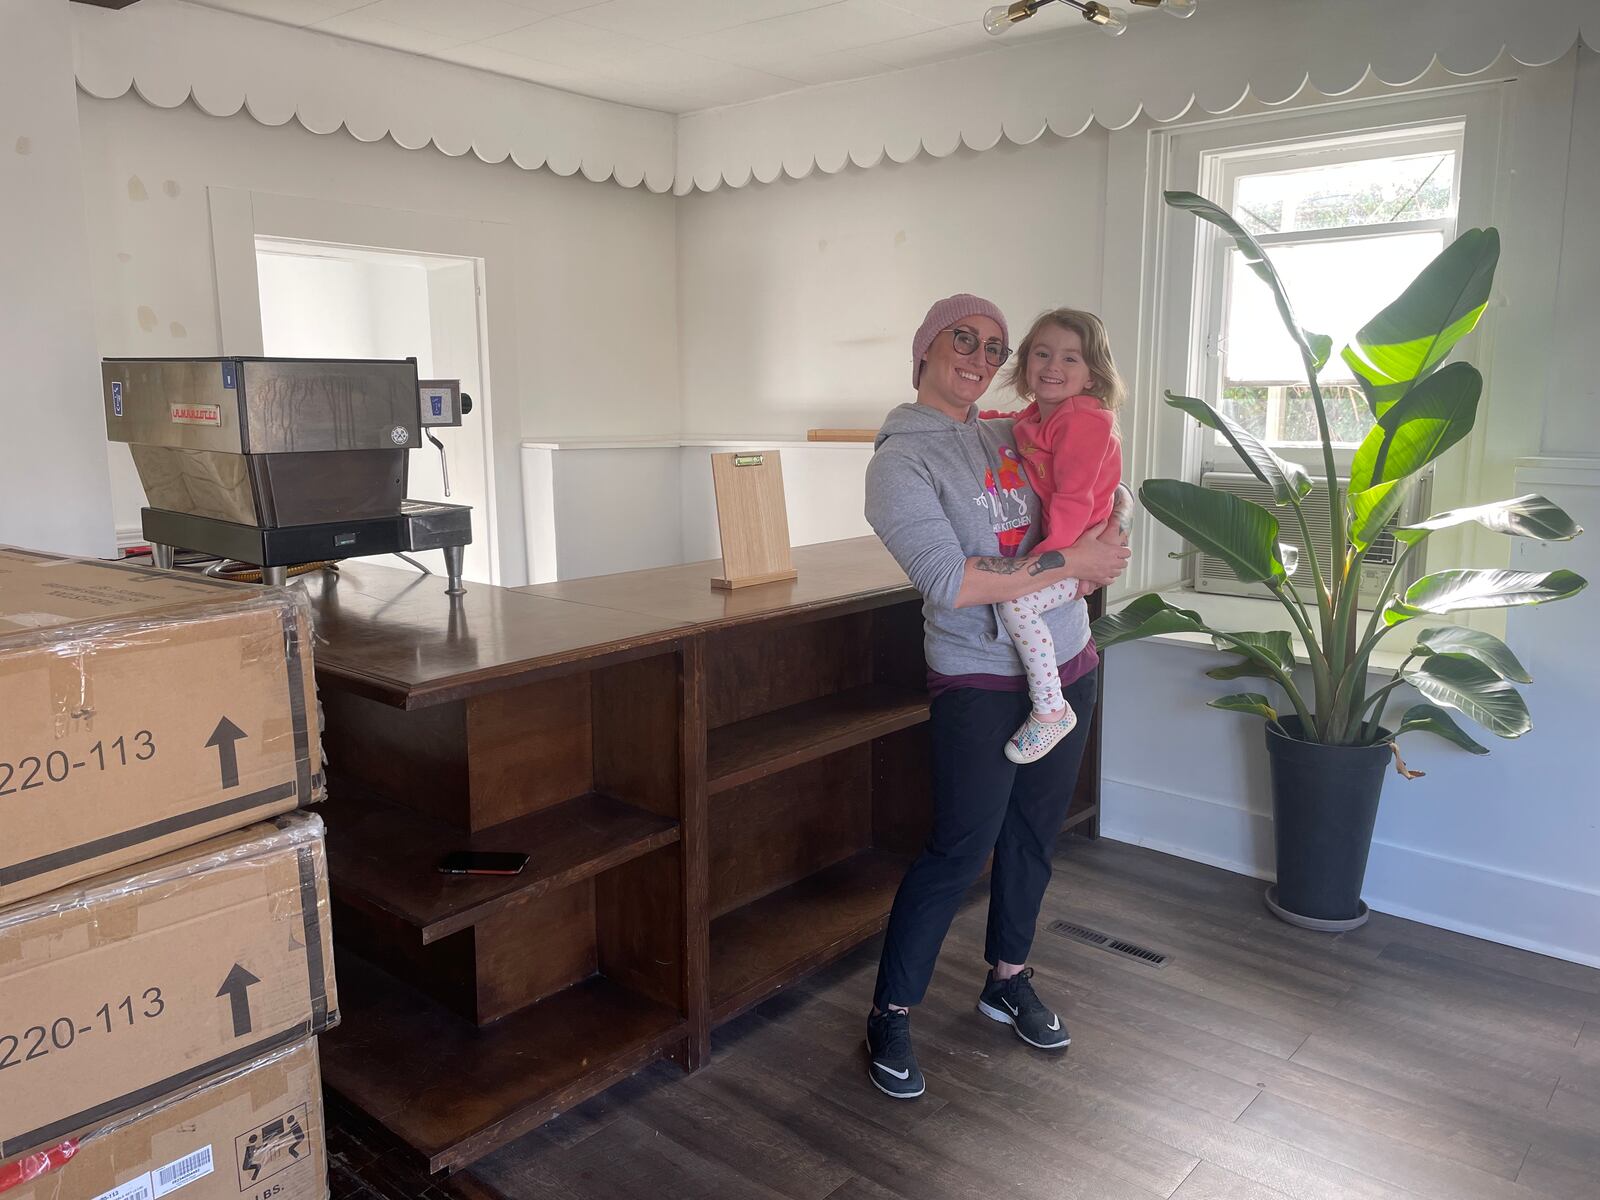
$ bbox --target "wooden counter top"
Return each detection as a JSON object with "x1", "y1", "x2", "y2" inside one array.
[
  {"x1": 515, "y1": 536, "x2": 911, "y2": 629},
  {"x1": 305, "y1": 537, "x2": 915, "y2": 708},
  {"x1": 299, "y1": 564, "x2": 687, "y2": 708}
]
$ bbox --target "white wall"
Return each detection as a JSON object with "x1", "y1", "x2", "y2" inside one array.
[
  {"x1": 1543, "y1": 48, "x2": 1600, "y2": 457},
  {"x1": 520, "y1": 441, "x2": 873, "y2": 582},
  {"x1": 0, "y1": 0, "x2": 113, "y2": 556},
  {"x1": 550, "y1": 447, "x2": 684, "y2": 582},
  {"x1": 422, "y1": 261, "x2": 497, "y2": 583},
  {"x1": 676, "y1": 134, "x2": 1111, "y2": 438},
  {"x1": 678, "y1": 443, "x2": 874, "y2": 564},
  {"x1": 78, "y1": 94, "x2": 679, "y2": 583},
  {"x1": 257, "y1": 252, "x2": 434, "y2": 366}
]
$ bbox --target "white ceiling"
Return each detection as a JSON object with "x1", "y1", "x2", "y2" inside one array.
[{"x1": 188, "y1": 0, "x2": 1105, "y2": 113}]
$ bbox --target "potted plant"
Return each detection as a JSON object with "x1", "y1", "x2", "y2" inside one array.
[{"x1": 1093, "y1": 191, "x2": 1588, "y2": 931}]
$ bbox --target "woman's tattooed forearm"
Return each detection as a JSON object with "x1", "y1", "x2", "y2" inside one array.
[
  {"x1": 973, "y1": 557, "x2": 1030, "y2": 576},
  {"x1": 972, "y1": 552, "x2": 1064, "y2": 578}
]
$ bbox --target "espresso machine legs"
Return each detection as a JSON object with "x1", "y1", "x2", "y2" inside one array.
[
  {"x1": 262, "y1": 565, "x2": 289, "y2": 588},
  {"x1": 443, "y1": 544, "x2": 466, "y2": 597},
  {"x1": 150, "y1": 543, "x2": 175, "y2": 570}
]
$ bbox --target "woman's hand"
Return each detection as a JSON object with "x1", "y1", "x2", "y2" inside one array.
[
  {"x1": 1071, "y1": 511, "x2": 1133, "y2": 599},
  {"x1": 953, "y1": 523, "x2": 1130, "y2": 608},
  {"x1": 1059, "y1": 522, "x2": 1131, "y2": 588}
]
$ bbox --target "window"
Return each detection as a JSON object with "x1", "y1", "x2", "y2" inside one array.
[
  {"x1": 1197, "y1": 125, "x2": 1463, "y2": 472},
  {"x1": 1115, "y1": 85, "x2": 1505, "y2": 601}
]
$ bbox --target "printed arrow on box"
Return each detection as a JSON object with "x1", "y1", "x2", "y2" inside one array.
[
  {"x1": 205, "y1": 716, "x2": 247, "y2": 789},
  {"x1": 217, "y1": 963, "x2": 261, "y2": 1037}
]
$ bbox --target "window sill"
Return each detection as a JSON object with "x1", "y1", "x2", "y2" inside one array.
[{"x1": 1130, "y1": 585, "x2": 1410, "y2": 676}]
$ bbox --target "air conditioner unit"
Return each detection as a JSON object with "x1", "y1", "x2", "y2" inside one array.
[{"x1": 1190, "y1": 471, "x2": 1431, "y2": 609}]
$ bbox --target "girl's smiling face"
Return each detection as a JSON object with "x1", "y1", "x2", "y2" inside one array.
[{"x1": 1025, "y1": 323, "x2": 1095, "y2": 407}]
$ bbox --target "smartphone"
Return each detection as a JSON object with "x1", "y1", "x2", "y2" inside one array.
[{"x1": 437, "y1": 850, "x2": 529, "y2": 876}]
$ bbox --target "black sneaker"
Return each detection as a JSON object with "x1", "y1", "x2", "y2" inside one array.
[
  {"x1": 977, "y1": 967, "x2": 1070, "y2": 1049},
  {"x1": 865, "y1": 1008, "x2": 926, "y2": 1099}
]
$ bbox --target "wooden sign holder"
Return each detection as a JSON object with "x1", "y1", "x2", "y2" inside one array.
[{"x1": 709, "y1": 450, "x2": 798, "y2": 590}]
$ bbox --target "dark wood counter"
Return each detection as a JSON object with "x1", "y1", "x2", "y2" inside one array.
[
  {"x1": 297, "y1": 561, "x2": 688, "y2": 708},
  {"x1": 308, "y1": 537, "x2": 1100, "y2": 1173},
  {"x1": 514, "y1": 536, "x2": 916, "y2": 630}
]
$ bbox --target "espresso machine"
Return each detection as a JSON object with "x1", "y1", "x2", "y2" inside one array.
[{"x1": 102, "y1": 356, "x2": 473, "y2": 593}]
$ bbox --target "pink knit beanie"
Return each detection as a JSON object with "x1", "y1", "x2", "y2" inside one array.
[{"x1": 911, "y1": 293, "x2": 1010, "y2": 389}]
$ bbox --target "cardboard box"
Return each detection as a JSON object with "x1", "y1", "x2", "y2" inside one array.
[
  {"x1": 0, "y1": 814, "x2": 338, "y2": 1160},
  {"x1": 0, "y1": 1039, "x2": 327, "y2": 1200},
  {"x1": 0, "y1": 547, "x2": 322, "y2": 907}
]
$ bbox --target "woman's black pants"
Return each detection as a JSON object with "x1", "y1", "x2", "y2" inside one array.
[{"x1": 872, "y1": 669, "x2": 1097, "y2": 1011}]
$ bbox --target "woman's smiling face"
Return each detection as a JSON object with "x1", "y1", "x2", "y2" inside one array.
[
  {"x1": 920, "y1": 315, "x2": 1005, "y2": 411},
  {"x1": 1025, "y1": 323, "x2": 1094, "y2": 406}
]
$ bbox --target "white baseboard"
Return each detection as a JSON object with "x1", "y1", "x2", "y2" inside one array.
[
  {"x1": 1101, "y1": 776, "x2": 1600, "y2": 968},
  {"x1": 1362, "y1": 840, "x2": 1600, "y2": 969},
  {"x1": 1100, "y1": 779, "x2": 1276, "y2": 884}
]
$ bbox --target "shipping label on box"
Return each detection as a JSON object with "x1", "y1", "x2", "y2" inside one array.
[
  {"x1": 0, "y1": 1039, "x2": 328, "y2": 1200},
  {"x1": 0, "y1": 815, "x2": 338, "y2": 1160},
  {"x1": 0, "y1": 548, "x2": 322, "y2": 907}
]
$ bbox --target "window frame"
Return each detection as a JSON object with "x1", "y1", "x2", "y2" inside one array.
[
  {"x1": 1103, "y1": 81, "x2": 1510, "y2": 599},
  {"x1": 1196, "y1": 123, "x2": 1467, "y2": 475}
]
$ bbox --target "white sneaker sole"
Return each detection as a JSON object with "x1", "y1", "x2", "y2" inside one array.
[
  {"x1": 977, "y1": 998, "x2": 1071, "y2": 1049},
  {"x1": 864, "y1": 1040, "x2": 925, "y2": 1099}
]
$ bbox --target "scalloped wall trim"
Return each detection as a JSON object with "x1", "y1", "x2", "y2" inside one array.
[
  {"x1": 672, "y1": 0, "x2": 1599, "y2": 193},
  {"x1": 72, "y1": 0, "x2": 1596, "y2": 196},
  {"x1": 71, "y1": 0, "x2": 676, "y2": 193}
]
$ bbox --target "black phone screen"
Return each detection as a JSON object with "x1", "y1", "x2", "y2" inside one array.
[{"x1": 437, "y1": 850, "x2": 530, "y2": 876}]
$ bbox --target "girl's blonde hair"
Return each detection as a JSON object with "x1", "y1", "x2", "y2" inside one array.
[{"x1": 1002, "y1": 308, "x2": 1126, "y2": 411}]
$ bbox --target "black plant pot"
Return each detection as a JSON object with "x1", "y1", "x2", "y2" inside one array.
[{"x1": 1263, "y1": 716, "x2": 1391, "y2": 931}]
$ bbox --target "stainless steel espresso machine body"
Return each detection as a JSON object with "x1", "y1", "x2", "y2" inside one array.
[{"x1": 103, "y1": 356, "x2": 473, "y2": 592}]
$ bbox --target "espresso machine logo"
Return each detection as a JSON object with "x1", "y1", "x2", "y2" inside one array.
[
  {"x1": 389, "y1": 426, "x2": 410, "y2": 445},
  {"x1": 170, "y1": 402, "x2": 223, "y2": 426}
]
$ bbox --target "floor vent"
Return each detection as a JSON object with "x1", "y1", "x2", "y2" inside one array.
[{"x1": 1048, "y1": 920, "x2": 1170, "y2": 967}]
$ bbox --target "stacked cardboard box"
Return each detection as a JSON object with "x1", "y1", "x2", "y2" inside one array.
[{"x1": 0, "y1": 549, "x2": 337, "y2": 1200}]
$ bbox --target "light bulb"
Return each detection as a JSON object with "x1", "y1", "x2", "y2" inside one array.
[
  {"x1": 1095, "y1": 5, "x2": 1129, "y2": 34},
  {"x1": 983, "y1": 3, "x2": 1020, "y2": 34},
  {"x1": 979, "y1": 2, "x2": 1030, "y2": 34},
  {"x1": 1162, "y1": 0, "x2": 1198, "y2": 16}
]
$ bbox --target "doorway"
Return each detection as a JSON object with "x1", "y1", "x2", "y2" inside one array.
[{"x1": 254, "y1": 238, "x2": 498, "y2": 585}]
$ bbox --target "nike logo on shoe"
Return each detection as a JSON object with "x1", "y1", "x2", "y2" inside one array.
[
  {"x1": 874, "y1": 1062, "x2": 911, "y2": 1080},
  {"x1": 1047, "y1": 1015, "x2": 1060, "y2": 1031},
  {"x1": 1002, "y1": 998, "x2": 1019, "y2": 1016}
]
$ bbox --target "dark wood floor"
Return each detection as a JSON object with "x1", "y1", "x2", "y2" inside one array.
[{"x1": 335, "y1": 837, "x2": 1600, "y2": 1200}]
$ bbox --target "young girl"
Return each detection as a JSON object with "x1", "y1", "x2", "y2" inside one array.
[{"x1": 990, "y1": 309, "x2": 1125, "y2": 764}]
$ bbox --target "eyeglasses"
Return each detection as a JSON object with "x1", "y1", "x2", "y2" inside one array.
[{"x1": 942, "y1": 327, "x2": 1012, "y2": 368}]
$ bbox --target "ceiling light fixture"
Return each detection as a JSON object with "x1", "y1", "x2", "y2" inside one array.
[{"x1": 982, "y1": 0, "x2": 1196, "y2": 39}]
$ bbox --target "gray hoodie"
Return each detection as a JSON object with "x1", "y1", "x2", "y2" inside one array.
[{"x1": 865, "y1": 401, "x2": 1090, "y2": 677}]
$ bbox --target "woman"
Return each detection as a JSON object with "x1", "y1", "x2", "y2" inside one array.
[{"x1": 862, "y1": 293, "x2": 1132, "y2": 1099}]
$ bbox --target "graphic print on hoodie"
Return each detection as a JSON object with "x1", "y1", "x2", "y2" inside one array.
[
  {"x1": 980, "y1": 446, "x2": 1032, "y2": 557},
  {"x1": 865, "y1": 402, "x2": 1091, "y2": 677}
]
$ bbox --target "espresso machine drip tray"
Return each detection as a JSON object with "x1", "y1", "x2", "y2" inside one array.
[
  {"x1": 104, "y1": 357, "x2": 474, "y2": 593},
  {"x1": 140, "y1": 501, "x2": 471, "y2": 581}
]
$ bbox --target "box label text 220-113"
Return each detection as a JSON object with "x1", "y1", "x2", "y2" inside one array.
[
  {"x1": 0, "y1": 732, "x2": 156, "y2": 797},
  {"x1": 0, "y1": 988, "x2": 166, "y2": 1070}
]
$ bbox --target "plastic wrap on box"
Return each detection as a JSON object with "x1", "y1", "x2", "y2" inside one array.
[
  {"x1": 0, "y1": 1038, "x2": 328, "y2": 1200},
  {"x1": 0, "y1": 813, "x2": 337, "y2": 1161},
  {"x1": 0, "y1": 547, "x2": 324, "y2": 907}
]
